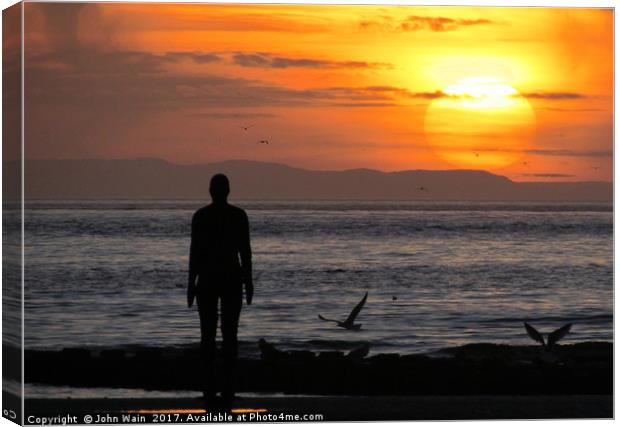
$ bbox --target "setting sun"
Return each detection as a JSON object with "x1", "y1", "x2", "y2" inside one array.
[{"x1": 424, "y1": 77, "x2": 536, "y2": 169}]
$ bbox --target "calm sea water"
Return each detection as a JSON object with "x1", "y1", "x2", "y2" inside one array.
[{"x1": 19, "y1": 200, "x2": 613, "y2": 356}]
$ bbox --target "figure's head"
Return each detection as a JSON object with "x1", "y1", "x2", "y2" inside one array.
[{"x1": 209, "y1": 173, "x2": 230, "y2": 203}]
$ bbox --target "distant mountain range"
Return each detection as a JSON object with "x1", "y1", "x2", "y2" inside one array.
[{"x1": 2, "y1": 158, "x2": 612, "y2": 201}]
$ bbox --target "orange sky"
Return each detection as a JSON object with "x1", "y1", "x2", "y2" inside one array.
[{"x1": 23, "y1": 4, "x2": 613, "y2": 181}]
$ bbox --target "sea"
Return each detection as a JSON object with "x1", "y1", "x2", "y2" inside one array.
[{"x1": 11, "y1": 199, "x2": 611, "y2": 362}]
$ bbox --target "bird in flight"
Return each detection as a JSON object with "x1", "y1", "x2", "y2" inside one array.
[
  {"x1": 240, "y1": 125, "x2": 253, "y2": 131},
  {"x1": 592, "y1": 166, "x2": 600, "y2": 170},
  {"x1": 347, "y1": 343, "x2": 370, "y2": 360},
  {"x1": 474, "y1": 152, "x2": 479, "y2": 158},
  {"x1": 319, "y1": 292, "x2": 368, "y2": 330},
  {"x1": 259, "y1": 140, "x2": 269, "y2": 145},
  {"x1": 524, "y1": 322, "x2": 572, "y2": 351},
  {"x1": 258, "y1": 338, "x2": 282, "y2": 361},
  {"x1": 418, "y1": 186, "x2": 428, "y2": 192}
]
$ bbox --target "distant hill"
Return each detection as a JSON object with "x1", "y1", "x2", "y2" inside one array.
[{"x1": 2, "y1": 158, "x2": 613, "y2": 201}]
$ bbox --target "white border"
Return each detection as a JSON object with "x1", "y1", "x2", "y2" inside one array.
[{"x1": 0, "y1": 2, "x2": 615, "y2": 427}]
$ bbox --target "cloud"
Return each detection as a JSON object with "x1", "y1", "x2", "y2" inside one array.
[
  {"x1": 186, "y1": 112, "x2": 277, "y2": 119},
  {"x1": 361, "y1": 15, "x2": 494, "y2": 32},
  {"x1": 525, "y1": 149, "x2": 612, "y2": 158},
  {"x1": 232, "y1": 52, "x2": 392, "y2": 70},
  {"x1": 400, "y1": 16, "x2": 493, "y2": 32},
  {"x1": 25, "y1": 48, "x2": 424, "y2": 115},
  {"x1": 521, "y1": 173, "x2": 575, "y2": 178},
  {"x1": 544, "y1": 107, "x2": 602, "y2": 112},
  {"x1": 331, "y1": 102, "x2": 398, "y2": 108},
  {"x1": 28, "y1": 50, "x2": 223, "y2": 75},
  {"x1": 464, "y1": 147, "x2": 611, "y2": 159},
  {"x1": 163, "y1": 52, "x2": 222, "y2": 64},
  {"x1": 521, "y1": 92, "x2": 587, "y2": 100}
]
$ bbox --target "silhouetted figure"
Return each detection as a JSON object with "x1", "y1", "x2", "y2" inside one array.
[{"x1": 187, "y1": 174, "x2": 253, "y2": 404}]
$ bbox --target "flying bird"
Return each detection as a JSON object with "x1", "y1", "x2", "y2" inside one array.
[
  {"x1": 319, "y1": 292, "x2": 368, "y2": 330},
  {"x1": 524, "y1": 322, "x2": 572, "y2": 351},
  {"x1": 592, "y1": 166, "x2": 600, "y2": 170},
  {"x1": 474, "y1": 152, "x2": 480, "y2": 158},
  {"x1": 347, "y1": 343, "x2": 370, "y2": 360},
  {"x1": 240, "y1": 125, "x2": 253, "y2": 131},
  {"x1": 258, "y1": 338, "x2": 283, "y2": 361},
  {"x1": 418, "y1": 186, "x2": 428, "y2": 192},
  {"x1": 259, "y1": 140, "x2": 269, "y2": 145}
]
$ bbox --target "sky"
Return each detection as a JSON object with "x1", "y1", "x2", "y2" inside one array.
[{"x1": 22, "y1": 3, "x2": 613, "y2": 181}]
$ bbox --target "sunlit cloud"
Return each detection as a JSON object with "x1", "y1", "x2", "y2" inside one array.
[
  {"x1": 232, "y1": 52, "x2": 392, "y2": 70},
  {"x1": 360, "y1": 15, "x2": 495, "y2": 32}
]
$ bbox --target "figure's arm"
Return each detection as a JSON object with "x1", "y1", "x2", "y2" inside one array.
[
  {"x1": 240, "y1": 211, "x2": 253, "y2": 305},
  {"x1": 187, "y1": 213, "x2": 198, "y2": 307}
]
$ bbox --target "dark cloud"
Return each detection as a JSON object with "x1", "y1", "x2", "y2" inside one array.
[
  {"x1": 521, "y1": 92, "x2": 587, "y2": 100},
  {"x1": 525, "y1": 149, "x2": 612, "y2": 158},
  {"x1": 331, "y1": 102, "x2": 398, "y2": 108},
  {"x1": 361, "y1": 15, "x2": 494, "y2": 32},
  {"x1": 28, "y1": 50, "x2": 223, "y2": 75},
  {"x1": 465, "y1": 147, "x2": 611, "y2": 159},
  {"x1": 25, "y1": 48, "x2": 425, "y2": 120},
  {"x1": 232, "y1": 52, "x2": 392, "y2": 70},
  {"x1": 544, "y1": 107, "x2": 602, "y2": 112},
  {"x1": 163, "y1": 52, "x2": 222, "y2": 64},
  {"x1": 186, "y1": 112, "x2": 277, "y2": 119},
  {"x1": 521, "y1": 173, "x2": 576, "y2": 178}
]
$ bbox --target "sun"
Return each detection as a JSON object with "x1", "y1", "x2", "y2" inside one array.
[{"x1": 424, "y1": 77, "x2": 536, "y2": 170}]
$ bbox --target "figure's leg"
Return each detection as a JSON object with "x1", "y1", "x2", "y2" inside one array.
[
  {"x1": 220, "y1": 284, "x2": 243, "y2": 400},
  {"x1": 197, "y1": 287, "x2": 219, "y2": 400}
]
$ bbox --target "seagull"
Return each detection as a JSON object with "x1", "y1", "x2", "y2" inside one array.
[
  {"x1": 258, "y1": 338, "x2": 283, "y2": 361},
  {"x1": 347, "y1": 343, "x2": 370, "y2": 360},
  {"x1": 240, "y1": 125, "x2": 253, "y2": 131},
  {"x1": 259, "y1": 140, "x2": 269, "y2": 145},
  {"x1": 319, "y1": 292, "x2": 368, "y2": 330},
  {"x1": 524, "y1": 322, "x2": 572, "y2": 351}
]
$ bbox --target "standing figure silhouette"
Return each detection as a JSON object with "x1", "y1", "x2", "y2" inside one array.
[{"x1": 187, "y1": 174, "x2": 253, "y2": 404}]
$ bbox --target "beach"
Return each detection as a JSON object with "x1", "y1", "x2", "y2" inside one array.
[
  {"x1": 24, "y1": 395, "x2": 613, "y2": 422},
  {"x1": 19, "y1": 340, "x2": 612, "y2": 420}
]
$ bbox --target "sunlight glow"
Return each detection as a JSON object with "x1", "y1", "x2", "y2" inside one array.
[
  {"x1": 442, "y1": 77, "x2": 520, "y2": 109},
  {"x1": 424, "y1": 77, "x2": 536, "y2": 169}
]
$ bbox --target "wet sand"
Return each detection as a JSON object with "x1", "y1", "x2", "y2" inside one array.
[{"x1": 24, "y1": 342, "x2": 612, "y2": 396}]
